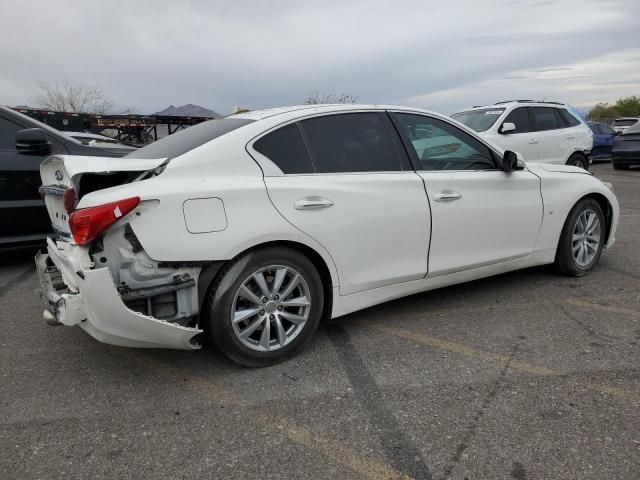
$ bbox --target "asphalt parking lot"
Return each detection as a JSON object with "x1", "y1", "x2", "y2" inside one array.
[{"x1": 1, "y1": 163, "x2": 638, "y2": 480}]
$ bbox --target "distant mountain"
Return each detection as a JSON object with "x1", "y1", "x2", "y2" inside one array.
[{"x1": 153, "y1": 104, "x2": 221, "y2": 118}]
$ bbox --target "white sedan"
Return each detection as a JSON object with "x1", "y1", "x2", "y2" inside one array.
[{"x1": 36, "y1": 104, "x2": 619, "y2": 366}]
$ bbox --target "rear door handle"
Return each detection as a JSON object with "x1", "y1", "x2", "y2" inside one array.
[
  {"x1": 294, "y1": 196, "x2": 334, "y2": 210},
  {"x1": 566, "y1": 135, "x2": 575, "y2": 140},
  {"x1": 433, "y1": 191, "x2": 462, "y2": 202},
  {"x1": 528, "y1": 139, "x2": 539, "y2": 144}
]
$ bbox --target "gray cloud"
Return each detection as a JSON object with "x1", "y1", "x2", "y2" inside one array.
[{"x1": 0, "y1": 0, "x2": 638, "y2": 115}]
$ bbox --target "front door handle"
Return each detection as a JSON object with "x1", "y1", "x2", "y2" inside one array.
[
  {"x1": 433, "y1": 191, "x2": 462, "y2": 202},
  {"x1": 566, "y1": 135, "x2": 575, "y2": 140},
  {"x1": 528, "y1": 139, "x2": 539, "y2": 144},
  {"x1": 294, "y1": 196, "x2": 334, "y2": 210}
]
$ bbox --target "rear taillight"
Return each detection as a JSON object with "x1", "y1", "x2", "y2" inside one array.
[
  {"x1": 69, "y1": 197, "x2": 140, "y2": 246},
  {"x1": 63, "y1": 188, "x2": 76, "y2": 213}
]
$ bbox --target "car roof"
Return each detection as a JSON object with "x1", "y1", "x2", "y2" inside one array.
[
  {"x1": 454, "y1": 101, "x2": 570, "y2": 114},
  {"x1": 230, "y1": 103, "x2": 445, "y2": 122}
]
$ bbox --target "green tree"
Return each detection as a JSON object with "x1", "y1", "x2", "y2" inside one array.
[
  {"x1": 588, "y1": 96, "x2": 640, "y2": 120},
  {"x1": 614, "y1": 96, "x2": 640, "y2": 116}
]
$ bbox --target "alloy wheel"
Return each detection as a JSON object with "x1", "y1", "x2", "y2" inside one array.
[
  {"x1": 230, "y1": 265, "x2": 312, "y2": 352},
  {"x1": 571, "y1": 208, "x2": 601, "y2": 267}
]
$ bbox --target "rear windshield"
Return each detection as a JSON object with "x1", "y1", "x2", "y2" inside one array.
[
  {"x1": 451, "y1": 108, "x2": 505, "y2": 132},
  {"x1": 613, "y1": 119, "x2": 638, "y2": 127},
  {"x1": 126, "y1": 118, "x2": 254, "y2": 159}
]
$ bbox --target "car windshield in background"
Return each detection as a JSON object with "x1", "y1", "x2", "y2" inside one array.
[
  {"x1": 126, "y1": 118, "x2": 254, "y2": 160},
  {"x1": 451, "y1": 108, "x2": 505, "y2": 132},
  {"x1": 613, "y1": 119, "x2": 638, "y2": 127}
]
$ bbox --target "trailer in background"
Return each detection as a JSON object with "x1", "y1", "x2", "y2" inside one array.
[{"x1": 11, "y1": 107, "x2": 215, "y2": 146}]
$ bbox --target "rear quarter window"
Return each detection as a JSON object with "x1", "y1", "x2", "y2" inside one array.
[
  {"x1": 253, "y1": 123, "x2": 314, "y2": 174},
  {"x1": 558, "y1": 109, "x2": 581, "y2": 127}
]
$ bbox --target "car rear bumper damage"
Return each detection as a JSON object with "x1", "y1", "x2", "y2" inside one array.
[{"x1": 35, "y1": 237, "x2": 202, "y2": 350}]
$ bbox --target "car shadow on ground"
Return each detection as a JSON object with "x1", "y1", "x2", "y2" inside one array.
[{"x1": 135, "y1": 264, "x2": 560, "y2": 372}]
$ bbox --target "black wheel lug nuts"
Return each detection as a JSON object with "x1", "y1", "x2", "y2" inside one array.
[
  {"x1": 259, "y1": 310, "x2": 265, "y2": 316},
  {"x1": 277, "y1": 305, "x2": 283, "y2": 311},
  {"x1": 269, "y1": 314, "x2": 275, "y2": 320}
]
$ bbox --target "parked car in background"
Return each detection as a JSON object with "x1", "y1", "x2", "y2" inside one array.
[
  {"x1": 612, "y1": 117, "x2": 639, "y2": 134},
  {"x1": 612, "y1": 121, "x2": 640, "y2": 170},
  {"x1": 36, "y1": 104, "x2": 618, "y2": 367},
  {"x1": 451, "y1": 100, "x2": 593, "y2": 170},
  {"x1": 588, "y1": 121, "x2": 616, "y2": 161},
  {"x1": 0, "y1": 106, "x2": 136, "y2": 247}
]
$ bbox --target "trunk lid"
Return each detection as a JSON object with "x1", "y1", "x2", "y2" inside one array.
[{"x1": 40, "y1": 155, "x2": 166, "y2": 235}]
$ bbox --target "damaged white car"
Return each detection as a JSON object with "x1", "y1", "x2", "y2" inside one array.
[{"x1": 36, "y1": 104, "x2": 619, "y2": 366}]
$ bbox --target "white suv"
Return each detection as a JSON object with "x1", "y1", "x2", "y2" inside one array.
[{"x1": 451, "y1": 101, "x2": 593, "y2": 169}]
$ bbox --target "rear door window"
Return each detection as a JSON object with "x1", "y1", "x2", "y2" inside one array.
[
  {"x1": 254, "y1": 123, "x2": 314, "y2": 174},
  {"x1": 502, "y1": 107, "x2": 531, "y2": 133},
  {"x1": 300, "y1": 113, "x2": 406, "y2": 173},
  {"x1": 532, "y1": 107, "x2": 561, "y2": 131}
]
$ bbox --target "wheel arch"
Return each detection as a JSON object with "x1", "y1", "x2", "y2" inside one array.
[
  {"x1": 198, "y1": 240, "x2": 336, "y2": 324},
  {"x1": 566, "y1": 150, "x2": 589, "y2": 168},
  {"x1": 581, "y1": 192, "x2": 614, "y2": 245}
]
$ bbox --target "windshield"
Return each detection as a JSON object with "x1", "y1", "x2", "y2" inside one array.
[
  {"x1": 451, "y1": 108, "x2": 505, "y2": 132},
  {"x1": 613, "y1": 119, "x2": 638, "y2": 127},
  {"x1": 126, "y1": 118, "x2": 255, "y2": 160}
]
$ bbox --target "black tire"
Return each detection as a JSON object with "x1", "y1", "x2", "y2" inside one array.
[
  {"x1": 566, "y1": 153, "x2": 589, "y2": 171},
  {"x1": 612, "y1": 162, "x2": 629, "y2": 170},
  {"x1": 204, "y1": 246, "x2": 323, "y2": 367},
  {"x1": 554, "y1": 198, "x2": 605, "y2": 276}
]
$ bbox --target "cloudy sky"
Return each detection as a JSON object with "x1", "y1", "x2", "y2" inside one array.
[{"x1": 1, "y1": 0, "x2": 638, "y2": 115}]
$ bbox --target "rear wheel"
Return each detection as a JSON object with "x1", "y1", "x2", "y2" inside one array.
[
  {"x1": 612, "y1": 162, "x2": 629, "y2": 170},
  {"x1": 204, "y1": 247, "x2": 323, "y2": 367},
  {"x1": 566, "y1": 153, "x2": 589, "y2": 170},
  {"x1": 555, "y1": 198, "x2": 605, "y2": 276}
]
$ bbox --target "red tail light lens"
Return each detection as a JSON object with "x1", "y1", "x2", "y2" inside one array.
[
  {"x1": 69, "y1": 197, "x2": 140, "y2": 246},
  {"x1": 63, "y1": 188, "x2": 76, "y2": 213}
]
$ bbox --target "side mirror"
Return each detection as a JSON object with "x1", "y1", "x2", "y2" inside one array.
[
  {"x1": 501, "y1": 150, "x2": 523, "y2": 172},
  {"x1": 16, "y1": 128, "x2": 51, "y2": 154},
  {"x1": 500, "y1": 122, "x2": 516, "y2": 134}
]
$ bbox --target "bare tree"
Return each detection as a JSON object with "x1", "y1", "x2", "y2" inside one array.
[
  {"x1": 305, "y1": 90, "x2": 359, "y2": 105},
  {"x1": 32, "y1": 80, "x2": 115, "y2": 114}
]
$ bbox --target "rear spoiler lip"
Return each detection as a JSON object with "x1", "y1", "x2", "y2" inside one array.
[{"x1": 41, "y1": 155, "x2": 168, "y2": 182}]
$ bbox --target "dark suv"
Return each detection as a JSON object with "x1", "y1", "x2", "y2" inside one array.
[{"x1": 0, "y1": 106, "x2": 135, "y2": 247}]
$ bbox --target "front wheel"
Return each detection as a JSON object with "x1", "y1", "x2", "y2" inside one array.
[
  {"x1": 566, "y1": 153, "x2": 589, "y2": 170},
  {"x1": 555, "y1": 198, "x2": 605, "y2": 276},
  {"x1": 204, "y1": 247, "x2": 324, "y2": 367}
]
